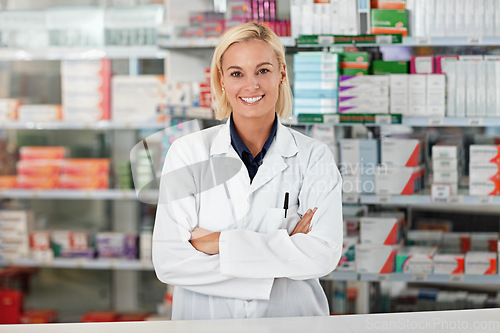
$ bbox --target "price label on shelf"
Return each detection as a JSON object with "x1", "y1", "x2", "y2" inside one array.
[
  {"x1": 375, "y1": 35, "x2": 393, "y2": 44},
  {"x1": 428, "y1": 117, "x2": 444, "y2": 126},
  {"x1": 140, "y1": 260, "x2": 153, "y2": 269},
  {"x1": 411, "y1": 273, "x2": 429, "y2": 282},
  {"x1": 477, "y1": 196, "x2": 494, "y2": 205},
  {"x1": 467, "y1": 36, "x2": 483, "y2": 45},
  {"x1": 447, "y1": 195, "x2": 464, "y2": 205},
  {"x1": 376, "y1": 195, "x2": 392, "y2": 204},
  {"x1": 375, "y1": 115, "x2": 391, "y2": 125},
  {"x1": 323, "y1": 114, "x2": 339, "y2": 124},
  {"x1": 108, "y1": 259, "x2": 119, "y2": 269},
  {"x1": 375, "y1": 274, "x2": 391, "y2": 281},
  {"x1": 342, "y1": 194, "x2": 359, "y2": 204},
  {"x1": 449, "y1": 274, "x2": 465, "y2": 283},
  {"x1": 318, "y1": 36, "x2": 334, "y2": 45},
  {"x1": 467, "y1": 117, "x2": 484, "y2": 126},
  {"x1": 75, "y1": 258, "x2": 88, "y2": 268},
  {"x1": 416, "y1": 36, "x2": 432, "y2": 45}
]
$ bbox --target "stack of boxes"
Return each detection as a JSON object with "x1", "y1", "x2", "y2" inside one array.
[
  {"x1": 0, "y1": 210, "x2": 32, "y2": 262},
  {"x1": 377, "y1": 135, "x2": 425, "y2": 195},
  {"x1": 96, "y1": 232, "x2": 138, "y2": 260},
  {"x1": 356, "y1": 212, "x2": 404, "y2": 274},
  {"x1": 395, "y1": 246, "x2": 437, "y2": 274},
  {"x1": 469, "y1": 145, "x2": 500, "y2": 196},
  {"x1": 61, "y1": 59, "x2": 111, "y2": 122},
  {"x1": 431, "y1": 143, "x2": 462, "y2": 195},
  {"x1": 50, "y1": 230, "x2": 93, "y2": 259},
  {"x1": 293, "y1": 52, "x2": 339, "y2": 117},
  {"x1": 339, "y1": 75, "x2": 389, "y2": 114},
  {"x1": 340, "y1": 138, "x2": 379, "y2": 195},
  {"x1": 339, "y1": 52, "x2": 370, "y2": 76}
]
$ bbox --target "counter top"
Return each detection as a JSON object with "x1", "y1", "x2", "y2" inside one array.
[{"x1": 3, "y1": 308, "x2": 500, "y2": 333}]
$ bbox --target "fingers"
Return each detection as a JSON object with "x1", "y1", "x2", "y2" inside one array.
[{"x1": 291, "y1": 207, "x2": 318, "y2": 236}]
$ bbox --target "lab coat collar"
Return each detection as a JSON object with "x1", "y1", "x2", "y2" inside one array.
[{"x1": 209, "y1": 116, "x2": 298, "y2": 158}]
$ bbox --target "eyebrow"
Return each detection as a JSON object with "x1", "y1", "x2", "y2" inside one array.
[{"x1": 225, "y1": 62, "x2": 274, "y2": 72}]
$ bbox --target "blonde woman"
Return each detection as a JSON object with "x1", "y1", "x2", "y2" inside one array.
[{"x1": 153, "y1": 22, "x2": 343, "y2": 320}]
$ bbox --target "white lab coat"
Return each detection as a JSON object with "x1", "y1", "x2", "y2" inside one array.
[{"x1": 152, "y1": 118, "x2": 343, "y2": 320}]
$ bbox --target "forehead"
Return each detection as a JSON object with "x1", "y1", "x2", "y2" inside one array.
[{"x1": 221, "y1": 39, "x2": 278, "y2": 68}]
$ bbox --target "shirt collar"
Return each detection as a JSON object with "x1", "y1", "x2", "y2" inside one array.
[{"x1": 229, "y1": 113, "x2": 278, "y2": 160}]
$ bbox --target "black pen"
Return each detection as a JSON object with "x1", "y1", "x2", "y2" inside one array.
[{"x1": 283, "y1": 192, "x2": 289, "y2": 218}]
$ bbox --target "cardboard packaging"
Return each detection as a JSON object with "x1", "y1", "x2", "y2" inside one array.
[
  {"x1": 407, "y1": 230, "x2": 444, "y2": 247},
  {"x1": 375, "y1": 165, "x2": 424, "y2": 195},
  {"x1": 370, "y1": 9, "x2": 408, "y2": 36},
  {"x1": 360, "y1": 215, "x2": 402, "y2": 245},
  {"x1": 433, "y1": 254, "x2": 465, "y2": 274},
  {"x1": 111, "y1": 75, "x2": 166, "y2": 122},
  {"x1": 96, "y1": 232, "x2": 138, "y2": 259},
  {"x1": 411, "y1": 56, "x2": 434, "y2": 74},
  {"x1": 396, "y1": 246, "x2": 437, "y2": 274},
  {"x1": 470, "y1": 232, "x2": 499, "y2": 252},
  {"x1": 469, "y1": 145, "x2": 500, "y2": 165},
  {"x1": 381, "y1": 137, "x2": 424, "y2": 167},
  {"x1": 465, "y1": 252, "x2": 497, "y2": 275},
  {"x1": 19, "y1": 147, "x2": 66, "y2": 161},
  {"x1": 356, "y1": 244, "x2": 398, "y2": 274},
  {"x1": 337, "y1": 236, "x2": 358, "y2": 271},
  {"x1": 0, "y1": 99, "x2": 22, "y2": 121},
  {"x1": 18, "y1": 105, "x2": 62, "y2": 122}
]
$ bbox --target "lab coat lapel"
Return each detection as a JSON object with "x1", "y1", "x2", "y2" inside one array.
[{"x1": 249, "y1": 119, "x2": 298, "y2": 195}]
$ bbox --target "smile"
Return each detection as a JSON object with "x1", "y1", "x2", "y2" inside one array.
[{"x1": 240, "y1": 95, "x2": 263, "y2": 104}]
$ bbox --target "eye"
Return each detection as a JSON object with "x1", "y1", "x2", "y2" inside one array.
[
  {"x1": 257, "y1": 68, "x2": 270, "y2": 75},
  {"x1": 230, "y1": 71, "x2": 242, "y2": 77}
]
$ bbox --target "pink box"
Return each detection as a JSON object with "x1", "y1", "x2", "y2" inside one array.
[
  {"x1": 411, "y1": 56, "x2": 435, "y2": 74},
  {"x1": 435, "y1": 55, "x2": 459, "y2": 74}
]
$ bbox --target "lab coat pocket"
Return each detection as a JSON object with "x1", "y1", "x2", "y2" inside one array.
[{"x1": 265, "y1": 205, "x2": 299, "y2": 234}]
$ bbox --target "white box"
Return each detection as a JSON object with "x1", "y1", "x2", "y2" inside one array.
[
  {"x1": 471, "y1": 232, "x2": 499, "y2": 252},
  {"x1": 444, "y1": 0, "x2": 456, "y2": 36},
  {"x1": 375, "y1": 166, "x2": 423, "y2": 195},
  {"x1": 290, "y1": 0, "x2": 302, "y2": 38},
  {"x1": 496, "y1": 0, "x2": 500, "y2": 36},
  {"x1": 470, "y1": 145, "x2": 500, "y2": 164},
  {"x1": 382, "y1": 137, "x2": 423, "y2": 166},
  {"x1": 360, "y1": 216, "x2": 401, "y2": 245},
  {"x1": 140, "y1": 230, "x2": 152, "y2": 261},
  {"x1": 485, "y1": 0, "x2": 496, "y2": 36},
  {"x1": 312, "y1": 3, "x2": 322, "y2": 35},
  {"x1": 496, "y1": 62, "x2": 500, "y2": 116},
  {"x1": 486, "y1": 61, "x2": 497, "y2": 117},
  {"x1": 390, "y1": 74, "x2": 409, "y2": 115},
  {"x1": 301, "y1": 0, "x2": 314, "y2": 36},
  {"x1": 111, "y1": 75, "x2": 166, "y2": 122},
  {"x1": 432, "y1": 144, "x2": 460, "y2": 159},
  {"x1": 469, "y1": 180, "x2": 500, "y2": 196},
  {"x1": 465, "y1": 252, "x2": 497, "y2": 275},
  {"x1": 356, "y1": 244, "x2": 398, "y2": 274},
  {"x1": 339, "y1": 75, "x2": 389, "y2": 87},
  {"x1": 432, "y1": 158, "x2": 458, "y2": 171},
  {"x1": 469, "y1": 164, "x2": 500, "y2": 181},
  {"x1": 337, "y1": 236, "x2": 358, "y2": 271},
  {"x1": 0, "y1": 98, "x2": 21, "y2": 121},
  {"x1": 466, "y1": 62, "x2": 477, "y2": 117},
  {"x1": 464, "y1": 0, "x2": 476, "y2": 35},
  {"x1": 432, "y1": 170, "x2": 459, "y2": 183},
  {"x1": 427, "y1": 74, "x2": 446, "y2": 117},
  {"x1": 408, "y1": 75, "x2": 427, "y2": 115},
  {"x1": 455, "y1": 62, "x2": 466, "y2": 117},
  {"x1": 445, "y1": 62, "x2": 457, "y2": 116},
  {"x1": 18, "y1": 105, "x2": 62, "y2": 122},
  {"x1": 476, "y1": 61, "x2": 487, "y2": 117},
  {"x1": 340, "y1": 139, "x2": 379, "y2": 166},
  {"x1": 407, "y1": 230, "x2": 444, "y2": 247},
  {"x1": 61, "y1": 59, "x2": 111, "y2": 122},
  {"x1": 433, "y1": 254, "x2": 465, "y2": 274},
  {"x1": 396, "y1": 246, "x2": 437, "y2": 273},
  {"x1": 339, "y1": 85, "x2": 389, "y2": 97},
  {"x1": 455, "y1": 0, "x2": 466, "y2": 36}
]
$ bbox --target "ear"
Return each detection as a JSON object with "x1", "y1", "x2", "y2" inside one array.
[
  {"x1": 218, "y1": 70, "x2": 224, "y2": 90},
  {"x1": 281, "y1": 64, "x2": 287, "y2": 83}
]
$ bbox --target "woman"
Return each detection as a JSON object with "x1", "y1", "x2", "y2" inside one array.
[{"x1": 153, "y1": 22, "x2": 343, "y2": 320}]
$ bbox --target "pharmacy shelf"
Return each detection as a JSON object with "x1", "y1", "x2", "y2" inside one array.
[
  {"x1": 401, "y1": 117, "x2": 500, "y2": 127},
  {"x1": 161, "y1": 105, "x2": 215, "y2": 119},
  {"x1": 322, "y1": 271, "x2": 359, "y2": 281},
  {"x1": 0, "y1": 46, "x2": 166, "y2": 61},
  {"x1": 0, "y1": 120, "x2": 170, "y2": 130},
  {"x1": 353, "y1": 193, "x2": 500, "y2": 206},
  {"x1": 0, "y1": 258, "x2": 154, "y2": 270},
  {"x1": 0, "y1": 189, "x2": 158, "y2": 200},
  {"x1": 360, "y1": 273, "x2": 500, "y2": 285},
  {"x1": 402, "y1": 36, "x2": 500, "y2": 46},
  {"x1": 158, "y1": 36, "x2": 295, "y2": 49}
]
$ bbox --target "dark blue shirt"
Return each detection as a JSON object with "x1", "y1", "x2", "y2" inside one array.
[{"x1": 230, "y1": 114, "x2": 278, "y2": 182}]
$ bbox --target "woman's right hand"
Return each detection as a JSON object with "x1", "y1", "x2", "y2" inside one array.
[{"x1": 290, "y1": 207, "x2": 317, "y2": 236}]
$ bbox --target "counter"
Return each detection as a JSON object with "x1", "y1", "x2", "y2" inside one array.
[{"x1": 2, "y1": 308, "x2": 500, "y2": 333}]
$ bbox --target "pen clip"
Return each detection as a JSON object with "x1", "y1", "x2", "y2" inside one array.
[{"x1": 283, "y1": 192, "x2": 289, "y2": 218}]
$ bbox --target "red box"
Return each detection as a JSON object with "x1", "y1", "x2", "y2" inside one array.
[
  {"x1": 0, "y1": 289, "x2": 23, "y2": 324},
  {"x1": 21, "y1": 309, "x2": 58, "y2": 323},
  {"x1": 81, "y1": 311, "x2": 119, "y2": 322}
]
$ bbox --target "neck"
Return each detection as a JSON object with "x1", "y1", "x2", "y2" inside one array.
[{"x1": 232, "y1": 113, "x2": 275, "y2": 157}]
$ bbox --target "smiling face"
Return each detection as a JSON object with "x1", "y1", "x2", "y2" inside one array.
[{"x1": 219, "y1": 39, "x2": 285, "y2": 124}]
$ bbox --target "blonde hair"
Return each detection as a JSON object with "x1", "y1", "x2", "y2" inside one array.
[{"x1": 210, "y1": 22, "x2": 293, "y2": 120}]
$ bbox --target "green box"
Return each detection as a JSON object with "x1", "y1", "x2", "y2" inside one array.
[
  {"x1": 370, "y1": 9, "x2": 408, "y2": 36},
  {"x1": 372, "y1": 60, "x2": 409, "y2": 74},
  {"x1": 340, "y1": 68, "x2": 369, "y2": 76}
]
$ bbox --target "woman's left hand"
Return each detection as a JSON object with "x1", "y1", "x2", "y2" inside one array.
[{"x1": 190, "y1": 227, "x2": 220, "y2": 255}]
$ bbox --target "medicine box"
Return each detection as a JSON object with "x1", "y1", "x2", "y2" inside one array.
[
  {"x1": 340, "y1": 139, "x2": 379, "y2": 166},
  {"x1": 372, "y1": 60, "x2": 409, "y2": 74},
  {"x1": 370, "y1": 9, "x2": 408, "y2": 36},
  {"x1": 411, "y1": 56, "x2": 434, "y2": 74},
  {"x1": 407, "y1": 230, "x2": 444, "y2": 247},
  {"x1": 337, "y1": 236, "x2": 358, "y2": 271},
  {"x1": 356, "y1": 244, "x2": 398, "y2": 274},
  {"x1": 375, "y1": 165, "x2": 424, "y2": 195},
  {"x1": 0, "y1": 99, "x2": 21, "y2": 121},
  {"x1": 111, "y1": 75, "x2": 166, "y2": 122},
  {"x1": 381, "y1": 137, "x2": 423, "y2": 167},
  {"x1": 465, "y1": 252, "x2": 497, "y2": 275},
  {"x1": 469, "y1": 145, "x2": 500, "y2": 165},
  {"x1": 396, "y1": 246, "x2": 437, "y2": 274},
  {"x1": 18, "y1": 105, "x2": 62, "y2": 122},
  {"x1": 19, "y1": 146, "x2": 66, "y2": 161},
  {"x1": 434, "y1": 55, "x2": 458, "y2": 74},
  {"x1": 470, "y1": 232, "x2": 498, "y2": 252},
  {"x1": 433, "y1": 254, "x2": 465, "y2": 274},
  {"x1": 360, "y1": 215, "x2": 402, "y2": 245}
]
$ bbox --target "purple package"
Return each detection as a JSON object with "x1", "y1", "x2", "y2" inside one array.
[
  {"x1": 123, "y1": 234, "x2": 138, "y2": 260},
  {"x1": 96, "y1": 233, "x2": 124, "y2": 258},
  {"x1": 59, "y1": 248, "x2": 95, "y2": 259}
]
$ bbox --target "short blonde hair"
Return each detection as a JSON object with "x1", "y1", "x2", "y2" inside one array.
[{"x1": 210, "y1": 22, "x2": 293, "y2": 120}]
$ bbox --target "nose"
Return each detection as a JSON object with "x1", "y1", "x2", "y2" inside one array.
[{"x1": 245, "y1": 75, "x2": 259, "y2": 90}]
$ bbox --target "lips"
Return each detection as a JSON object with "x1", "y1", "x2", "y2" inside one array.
[{"x1": 240, "y1": 95, "x2": 264, "y2": 104}]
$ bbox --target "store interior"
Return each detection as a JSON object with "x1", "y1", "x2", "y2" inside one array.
[{"x1": 1, "y1": 0, "x2": 500, "y2": 325}]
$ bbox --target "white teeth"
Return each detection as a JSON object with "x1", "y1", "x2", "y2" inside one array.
[{"x1": 241, "y1": 96, "x2": 263, "y2": 103}]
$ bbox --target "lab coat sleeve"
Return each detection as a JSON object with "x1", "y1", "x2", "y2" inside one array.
[
  {"x1": 219, "y1": 145, "x2": 343, "y2": 280},
  {"x1": 152, "y1": 140, "x2": 274, "y2": 300}
]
